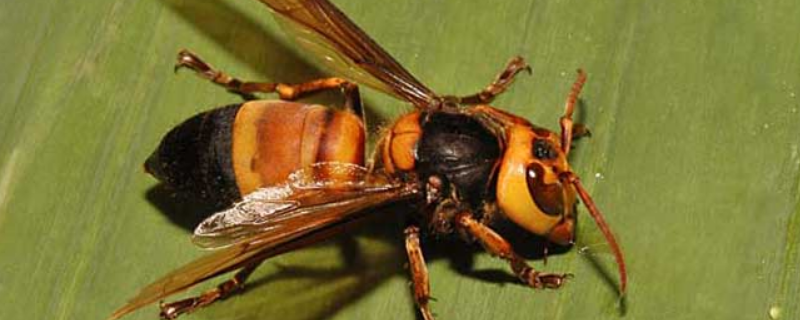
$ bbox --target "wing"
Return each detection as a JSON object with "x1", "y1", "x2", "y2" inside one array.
[
  {"x1": 258, "y1": 0, "x2": 438, "y2": 108},
  {"x1": 108, "y1": 164, "x2": 420, "y2": 320},
  {"x1": 193, "y1": 163, "x2": 410, "y2": 249}
]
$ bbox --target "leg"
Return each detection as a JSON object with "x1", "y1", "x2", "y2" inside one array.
[
  {"x1": 175, "y1": 50, "x2": 359, "y2": 103},
  {"x1": 340, "y1": 81, "x2": 366, "y2": 129},
  {"x1": 405, "y1": 225, "x2": 435, "y2": 320},
  {"x1": 457, "y1": 56, "x2": 531, "y2": 105},
  {"x1": 455, "y1": 213, "x2": 569, "y2": 289},
  {"x1": 572, "y1": 123, "x2": 591, "y2": 141},
  {"x1": 159, "y1": 261, "x2": 263, "y2": 319},
  {"x1": 559, "y1": 69, "x2": 587, "y2": 155}
]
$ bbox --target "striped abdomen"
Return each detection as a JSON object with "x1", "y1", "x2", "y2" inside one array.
[{"x1": 145, "y1": 100, "x2": 365, "y2": 207}]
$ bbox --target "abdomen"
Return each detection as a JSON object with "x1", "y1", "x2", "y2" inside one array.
[{"x1": 145, "y1": 100, "x2": 365, "y2": 207}]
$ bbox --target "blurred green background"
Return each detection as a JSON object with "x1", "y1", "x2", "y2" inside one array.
[{"x1": 1, "y1": 0, "x2": 799, "y2": 319}]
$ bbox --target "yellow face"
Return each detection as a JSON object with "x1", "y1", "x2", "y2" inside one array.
[{"x1": 495, "y1": 124, "x2": 577, "y2": 245}]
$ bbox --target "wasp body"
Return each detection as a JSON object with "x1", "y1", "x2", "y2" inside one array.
[{"x1": 110, "y1": 0, "x2": 627, "y2": 319}]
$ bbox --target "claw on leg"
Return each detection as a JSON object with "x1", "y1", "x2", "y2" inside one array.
[
  {"x1": 175, "y1": 49, "x2": 277, "y2": 97},
  {"x1": 457, "y1": 56, "x2": 532, "y2": 105},
  {"x1": 174, "y1": 49, "x2": 361, "y2": 104},
  {"x1": 455, "y1": 213, "x2": 570, "y2": 290},
  {"x1": 159, "y1": 281, "x2": 236, "y2": 319},
  {"x1": 513, "y1": 261, "x2": 572, "y2": 289},
  {"x1": 158, "y1": 262, "x2": 261, "y2": 319}
]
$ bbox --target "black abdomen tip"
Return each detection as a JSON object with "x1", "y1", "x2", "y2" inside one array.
[{"x1": 144, "y1": 104, "x2": 242, "y2": 207}]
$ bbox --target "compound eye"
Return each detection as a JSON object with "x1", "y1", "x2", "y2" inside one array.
[
  {"x1": 532, "y1": 139, "x2": 557, "y2": 160},
  {"x1": 526, "y1": 162, "x2": 565, "y2": 216}
]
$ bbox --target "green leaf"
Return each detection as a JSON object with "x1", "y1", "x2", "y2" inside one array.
[{"x1": 1, "y1": 0, "x2": 799, "y2": 319}]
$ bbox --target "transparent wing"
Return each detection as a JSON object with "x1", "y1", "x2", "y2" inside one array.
[
  {"x1": 108, "y1": 164, "x2": 420, "y2": 320},
  {"x1": 258, "y1": 0, "x2": 438, "y2": 108},
  {"x1": 193, "y1": 162, "x2": 405, "y2": 249}
]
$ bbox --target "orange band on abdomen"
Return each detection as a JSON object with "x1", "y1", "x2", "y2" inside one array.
[{"x1": 232, "y1": 101, "x2": 365, "y2": 195}]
